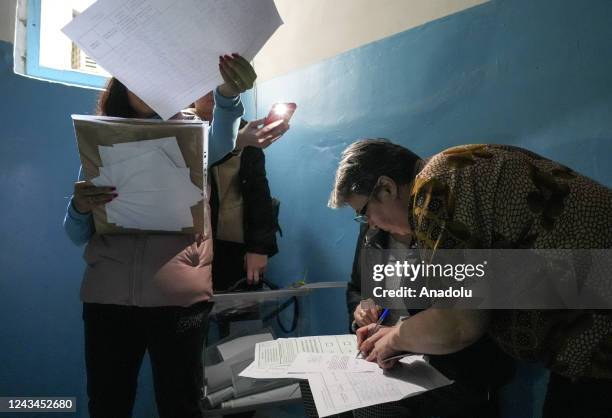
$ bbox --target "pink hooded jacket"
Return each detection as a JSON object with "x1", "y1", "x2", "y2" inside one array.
[{"x1": 64, "y1": 89, "x2": 243, "y2": 307}]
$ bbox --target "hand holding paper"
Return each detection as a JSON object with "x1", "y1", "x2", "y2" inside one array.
[
  {"x1": 72, "y1": 182, "x2": 117, "y2": 214},
  {"x1": 218, "y1": 54, "x2": 257, "y2": 97}
]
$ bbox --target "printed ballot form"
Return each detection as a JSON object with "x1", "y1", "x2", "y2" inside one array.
[
  {"x1": 287, "y1": 353, "x2": 381, "y2": 374},
  {"x1": 62, "y1": 0, "x2": 282, "y2": 119},
  {"x1": 256, "y1": 335, "x2": 357, "y2": 368},
  {"x1": 239, "y1": 336, "x2": 452, "y2": 417},
  {"x1": 240, "y1": 335, "x2": 357, "y2": 379},
  {"x1": 306, "y1": 356, "x2": 452, "y2": 417}
]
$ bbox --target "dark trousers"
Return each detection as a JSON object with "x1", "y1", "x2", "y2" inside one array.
[
  {"x1": 543, "y1": 372, "x2": 612, "y2": 418},
  {"x1": 83, "y1": 301, "x2": 212, "y2": 418}
]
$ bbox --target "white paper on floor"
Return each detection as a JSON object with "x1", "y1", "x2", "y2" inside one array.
[{"x1": 91, "y1": 137, "x2": 203, "y2": 231}]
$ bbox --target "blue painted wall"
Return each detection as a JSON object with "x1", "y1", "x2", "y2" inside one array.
[
  {"x1": 0, "y1": 42, "x2": 159, "y2": 417},
  {"x1": 247, "y1": 0, "x2": 611, "y2": 416},
  {"x1": 1, "y1": 0, "x2": 611, "y2": 417}
]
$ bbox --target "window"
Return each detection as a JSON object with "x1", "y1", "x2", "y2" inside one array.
[{"x1": 20, "y1": 0, "x2": 109, "y2": 88}]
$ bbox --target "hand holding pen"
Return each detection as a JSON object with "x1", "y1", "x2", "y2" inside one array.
[{"x1": 356, "y1": 308, "x2": 390, "y2": 358}]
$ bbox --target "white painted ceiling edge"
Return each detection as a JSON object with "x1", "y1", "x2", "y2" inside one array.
[
  {"x1": 0, "y1": 0, "x2": 17, "y2": 43},
  {"x1": 254, "y1": 0, "x2": 488, "y2": 82}
]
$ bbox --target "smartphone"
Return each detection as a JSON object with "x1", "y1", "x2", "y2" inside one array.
[{"x1": 264, "y1": 102, "x2": 297, "y2": 125}]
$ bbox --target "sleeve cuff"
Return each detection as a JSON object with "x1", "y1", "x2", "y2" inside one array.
[
  {"x1": 68, "y1": 198, "x2": 93, "y2": 222},
  {"x1": 214, "y1": 87, "x2": 241, "y2": 109}
]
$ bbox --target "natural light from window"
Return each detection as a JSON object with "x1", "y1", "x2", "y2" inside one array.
[{"x1": 38, "y1": 0, "x2": 109, "y2": 77}]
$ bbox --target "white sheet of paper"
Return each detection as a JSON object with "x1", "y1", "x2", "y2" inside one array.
[
  {"x1": 238, "y1": 361, "x2": 307, "y2": 380},
  {"x1": 287, "y1": 353, "x2": 380, "y2": 374},
  {"x1": 106, "y1": 192, "x2": 197, "y2": 230},
  {"x1": 256, "y1": 335, "x2": 357, "y2": 369},
  {"x1": 100, "y1": 137, "x2": 186, "y2": 168},
  {"x1": 91, "y1": 138, "x2": 203, "y2": 231},
  {"x1": 238, "y1": 335, "x2": 357, "y2": 380},
  {"x1": 307, "y1": 359, "x2": 453, "y2": 418},
  {"x1": 115, "y1": 187, "x2": 202, "y2": 209},
  {"x1": 106, "y1": 201, "x2": 146, "y2": 229},
  {"x1": 97, "y1": 148, "x2": 186, "y2": 191},
  {"x1": 62, "y1": 0, "x2": 282, "y2": 119}
]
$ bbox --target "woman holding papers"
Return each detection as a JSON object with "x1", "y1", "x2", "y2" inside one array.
[{"x1": 63, "y1": 54, "x2": 269, "y2": 418}]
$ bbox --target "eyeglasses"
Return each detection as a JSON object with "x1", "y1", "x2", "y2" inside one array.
[
  {"x1": 354, "y1": 200, "x2": 370, "y2": 224},
  {"x1": 353, "y1": 180, "x2": 379, "y2": 224}
]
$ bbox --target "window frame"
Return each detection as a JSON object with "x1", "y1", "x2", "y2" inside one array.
[{"x1": 26, "y1": 0, "x2": 107, "y2": 89}]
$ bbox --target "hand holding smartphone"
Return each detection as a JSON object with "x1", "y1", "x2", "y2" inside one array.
[
  {"x1": 264, "y1": 102, "x2": 297, "y2": 126},
  {"x1": 236, "y1": 103, "x2": 296, "y2": 149}
]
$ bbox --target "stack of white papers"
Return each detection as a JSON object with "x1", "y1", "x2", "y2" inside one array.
[
  {"x1": 240, "y1": 335, "x2": 357, "y2": 379},
  {"x1": 91, "y1": 137, "x2": 203, "y2": 231},
  {"x1": 62, "y1": 0, "x2": 283, "y2": 119},
  {"x1": 238, "y1": 335, "x2": 452, "y2": 417}
]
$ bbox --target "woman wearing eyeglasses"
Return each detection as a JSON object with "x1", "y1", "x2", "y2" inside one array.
[{"x1": 329, "y1": 139, "x2": 612, "y2": 418}]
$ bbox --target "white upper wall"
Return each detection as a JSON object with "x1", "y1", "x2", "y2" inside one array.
[
  {"x1": 0, "y1": 0, "x2": 17, "y2": 43},
  {"x1": 254, "y1": 0, "x2": 487, "y2": 82}
]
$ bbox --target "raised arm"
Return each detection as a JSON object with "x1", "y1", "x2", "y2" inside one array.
[
  {"x1": 208, "y1": 54, "x2": 259, "y2": 164},
  {"x1": 208, "y1": 87, "x2": 244, "y2": 164}
]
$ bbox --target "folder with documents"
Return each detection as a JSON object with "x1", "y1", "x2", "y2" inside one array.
[{"x1": 72, "y1": 115, "x2": 209, "y2": 235}]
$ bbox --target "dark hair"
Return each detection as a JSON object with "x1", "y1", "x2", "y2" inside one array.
[
  {"x1": 96, "y1": 77, "x2": 137, "y2": 117},
  {"x1": 329, "y1": 138, "x2": 421, "y2": 208}
]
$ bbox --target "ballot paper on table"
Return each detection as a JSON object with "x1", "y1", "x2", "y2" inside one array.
[
  {"x1": 62, "y1": 0, "x2": 282, "y2": 120},
  {"x1": 239, "y1": 335, "x2": 357, "y2": 379},
  {"x1": 72, "y1": 114, "x2": 209, "y2": 235},
  {"x1": 287, "y1": 352, "x2": 381, "y2": 374},
  {"x1": 307, "y1": 356, "x2": 453, "y2": 418},
  {"x1": 238, "y1": 335, "x2": 452, "y2": 417}
]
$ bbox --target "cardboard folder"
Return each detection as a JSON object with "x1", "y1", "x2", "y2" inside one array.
[{"x1": 71, "y1": 114, "x2": 209, "y2": 236}]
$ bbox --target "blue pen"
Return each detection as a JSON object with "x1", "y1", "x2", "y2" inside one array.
[{"x1": 356, "y1": 308, "x2": 390, "y2": 358}]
